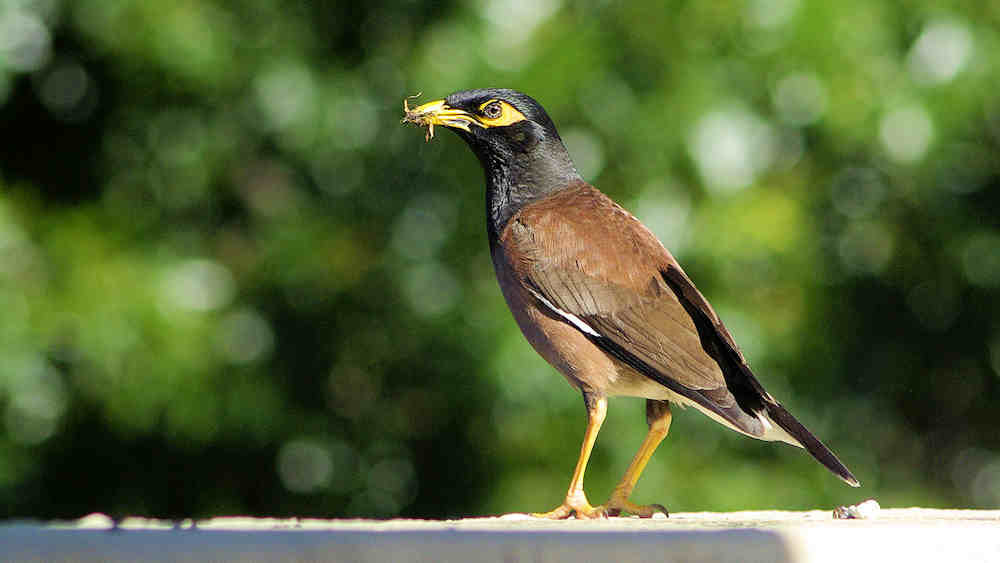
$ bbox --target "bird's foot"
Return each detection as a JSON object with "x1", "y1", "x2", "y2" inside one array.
[
  {"x1": 532, "y1": 492, "x2": 608, "y2": 519},
  {"x1": 604, "y1": 496, "x2": 668, "y2": 518}
]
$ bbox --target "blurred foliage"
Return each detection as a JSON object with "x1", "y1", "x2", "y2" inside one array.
[{"x1": 0, "y1": 0, "x2": 999, "y2": 519}]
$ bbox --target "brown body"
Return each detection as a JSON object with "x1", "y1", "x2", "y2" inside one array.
[{"x1": 495, "y1": 182, "x2": 688, "y2": 399}]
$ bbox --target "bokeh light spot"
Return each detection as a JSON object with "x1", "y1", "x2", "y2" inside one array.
[
  {"x1": 37, "y1": 60, "x2": 98, "y2": 122},
  {"x1": 0, "y1": 9, "x2": 51, "y2": 72},
  {"x1": 689, "y1": 108, "x2": 776, "y2": 193},
  {"x1": 3, "y1": 356, "x2": 66, "y2": 445},
  {"x1": 961, "y1": 232, "x2": 1000, "y2": 288},
  {"x1": 401, "y1": 261, "x2": 462, "y2": 318},
  {"x1": 773, "y1": 72, "x2": 828, "y2": 126},
  {"x1": 215, "y1": 308, "x2": 275, "y2": 365},
  {"x1": 908, "y1": 20, "x2": 973, "y2": 85},
  {"x1": 254, "y1": 62, "x2": 317, "y2": 131},
  {"x1": 879, "y1": 103, "x2": 934, "y2": 163},
  {"x1": 277, "y1": 439, "x2": 334, "y2": 494},
  {"x1": 160, "y1": 259, "x2": 236, "y2": 312}
]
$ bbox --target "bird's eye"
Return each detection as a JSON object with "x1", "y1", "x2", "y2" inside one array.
[{"x1": 483, "y1": 102, "x2": 503, "y2": 119}]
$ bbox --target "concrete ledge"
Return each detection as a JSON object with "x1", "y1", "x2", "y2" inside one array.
[{"x1": 3, "y1": 509, "x2": 999, "y2": 562}]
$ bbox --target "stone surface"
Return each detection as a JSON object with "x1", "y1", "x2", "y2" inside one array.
[{"x1": 3, "y1": 508, "x2": 999, "y2": 562}]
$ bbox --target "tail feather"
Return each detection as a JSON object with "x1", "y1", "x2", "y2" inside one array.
[{"x1": 765, "y1": 402, "x2": 860, "y2": 487}]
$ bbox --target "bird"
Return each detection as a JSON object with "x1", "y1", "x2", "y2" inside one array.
[{"x1": 402, "y1": 88, "x2": 859, "y2": 519}]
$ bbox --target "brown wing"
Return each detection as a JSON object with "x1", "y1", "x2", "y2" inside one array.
[{"x1": 501, "y1": 182, "x2": 771, "y2": 436}]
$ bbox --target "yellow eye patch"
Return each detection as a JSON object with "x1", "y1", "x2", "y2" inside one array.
[{"x1": 477, "y1": 99, "x2": 527, "y2": 127}]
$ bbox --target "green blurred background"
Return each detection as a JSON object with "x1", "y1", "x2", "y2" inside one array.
[{"x1": 1, "y1": 0, "x2": 999, "y2": 519}]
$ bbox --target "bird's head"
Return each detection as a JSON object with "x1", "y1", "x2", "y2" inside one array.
[
  {"x1": 403, "y1": 88, "x2": 581, "y2": 237},
  {"x1": 403, "y1": 88, "x2": 578, "y2": 180}
]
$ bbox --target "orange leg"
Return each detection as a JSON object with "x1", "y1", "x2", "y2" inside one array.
[
  {"x1": 533, "y1": 394, "x2": 608, "y2": 519},
  {"x1": 605, "y1": 400, "x2": 671, "y2": 518}
]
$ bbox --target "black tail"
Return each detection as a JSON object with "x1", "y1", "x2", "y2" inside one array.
[{"x1": 766, "y1": 402, "x2": 860, "y2": 487}]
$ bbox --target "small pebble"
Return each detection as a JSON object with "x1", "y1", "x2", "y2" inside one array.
[
  {"x1": 75, "y1": 513, "x2": 114, "y2": 530},
  {"x1": 833, "y1": 498, "x2": 880, "y2": 519}
]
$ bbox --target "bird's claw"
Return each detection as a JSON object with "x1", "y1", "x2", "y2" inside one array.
[{"x1": 532, "y1": 497, "x2": 608, "y2": 520}]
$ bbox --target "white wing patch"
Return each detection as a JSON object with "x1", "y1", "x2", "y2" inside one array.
[{"x1": 527, "y1": 286, "x2": 601, "y2": 337}]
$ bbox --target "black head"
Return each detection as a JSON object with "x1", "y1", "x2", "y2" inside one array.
[
  {"x1": 441, "y1": 89, "x2": 560, "y2": 154},
  {"x1": 404, "y1": 88, "x2": 581, "y2": 238}
]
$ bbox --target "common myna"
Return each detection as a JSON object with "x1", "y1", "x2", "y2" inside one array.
[{"x1": 403, "y1": 88, "x2": 859, "y2": 519}]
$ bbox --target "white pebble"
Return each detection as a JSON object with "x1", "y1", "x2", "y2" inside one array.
[
  {"x1": 854, "y1": 498, "x2": 881, "y2": 519},
  {"x1": 833, "y1": 498, "x2": 881, "y2": 519},
  {"x1": 75, "y1": 513, "x2": 114, "y2": 529}
]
